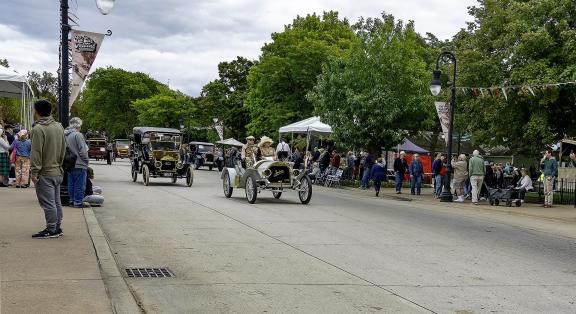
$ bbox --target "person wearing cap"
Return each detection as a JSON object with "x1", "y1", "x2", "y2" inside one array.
[
  {"x1": 10, "y1": 129, "x2": 32, "y2": 187},
  {"x1": 64, "y1": 117, "x2": 89, "y2": 208},
  {"x1": 409, "y1": 153, "x2": 424, "y2": 195},
  {"x1": 256, "y1": 136, "x2": 275, "y2": 161},
  {"x1": 468, "y1": 149, "x2": 485, "y2": 205},
  {"x1": 241, "y1": 136, "x2": 257, "y2": 167},
  {"x1": 393, "y1": 151, "x2": 408, "y2": 194}
]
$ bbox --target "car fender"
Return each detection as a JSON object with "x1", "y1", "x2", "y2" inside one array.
[{"x1": 222, "y1": 167, "x2": 238, "y2": 187}]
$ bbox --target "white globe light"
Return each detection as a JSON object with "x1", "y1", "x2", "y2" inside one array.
[
  {"x1": 96, "y1": 0, "x2": 115, "y2": 15},
  {"x1": 430, "y1": 85, "x2": 442, "y2": 96}
]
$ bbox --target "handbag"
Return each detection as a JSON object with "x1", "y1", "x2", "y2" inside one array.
[{"x1": 10, "y1": 146, "x2": 17, "y2": 163}]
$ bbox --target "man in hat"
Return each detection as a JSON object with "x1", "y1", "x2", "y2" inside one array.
[
  {"x1": 242, "y1": 136, "x2": 257, "y2": 167},
  {"x1": 393, "y1": 151, "x2": 408, "y2": 194}
]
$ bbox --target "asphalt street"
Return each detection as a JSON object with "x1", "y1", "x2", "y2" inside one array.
[{"x1": 92, "y1": 161, "x2": 576, "y2": 313}]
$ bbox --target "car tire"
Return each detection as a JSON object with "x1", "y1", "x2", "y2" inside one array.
[
  {"x1": 186, "y1": 167, "x2": 194, "y2": 187},
  {"x1": 298, "y1": 176, "x2": 312, "y2": 204},
  {"x1": 209, "y1": 165, "x2": 213, "y2": 171},
  {"x1": 142, "y1": 164, "x2": 150, "y2": 186},
  {"x1": 245, "y1": 175, "x2": 258, "y2": 204},
  {"x1": 171, "y1": 175, "x2": 177, "y2": 184},
  {"x1": 194, "y1": 161, "x2": 200, "y2": 170},
  {"x1": 223, "y1": 171, "x2": 233, "y2": 198},
  {"x1": 131, "y1": 166, "x2": 138, "y2": 182},
  {"x1": 273, "y1": 191, "x2": 282, "y2": 199}
]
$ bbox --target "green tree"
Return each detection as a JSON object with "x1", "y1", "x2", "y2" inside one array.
[
  {"x1": 454, "y1": 0, "x2": 576, "y2": 154},
  {"x1": 245, "y1": 11, "x2": 356, "y2": 137},
  {"x1": 131, "y1": 91, "x2": 197, "y2": 129},
  {"x1": 0, "y1": 59, "x2": 8, "y2": 68},
  {"x1": 75, "y1": 67, "x2": 166, "y2": 139},
  {"x1": 309, "y1": 14, "x2": 433, "y2": 152}
]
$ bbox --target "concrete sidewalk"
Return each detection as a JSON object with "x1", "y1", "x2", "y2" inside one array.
[
  {"x1": 0, "y1": 186, "x2": 112, "y2": 314},
  {"x1": 342, "y1": 186, "x2": 576, "y2": 223}
]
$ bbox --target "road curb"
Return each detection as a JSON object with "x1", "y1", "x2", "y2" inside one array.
[{"x1": 83, "y1": 208, "x2": 143, "y2": 314}]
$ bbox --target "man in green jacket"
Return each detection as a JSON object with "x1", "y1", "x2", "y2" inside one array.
[
  {"x1": 30, "y1": 100, "x2": 66, "y2": 239},
  {"x1": 540, "y1": 150, "x2": 558, "y2": 208},
  {"x1": 468, "y1": 150, "x2": 485, "y2": 205}
]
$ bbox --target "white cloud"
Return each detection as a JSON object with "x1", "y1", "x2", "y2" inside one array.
[{"x1": 0, "y1": 0, "x2": 478, "y2": 95}]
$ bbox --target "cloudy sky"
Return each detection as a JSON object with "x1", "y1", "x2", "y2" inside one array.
[{"x1": 1, "y1": 0, "x2": 478, "y2": 95}]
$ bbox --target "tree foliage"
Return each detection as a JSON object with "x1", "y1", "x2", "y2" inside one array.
[
  {"x1": 75, "y1": 67, "x2": 166, "y2": 139},
  {"x1": 310, "y1": 14, "x2": 434, "y2": 152},
  {"x1": 454, "y1": 0, "x2": 576, "y2": 154},
  {"x1": 245, "y1": 11, "x2": 356, "y2": 137}
]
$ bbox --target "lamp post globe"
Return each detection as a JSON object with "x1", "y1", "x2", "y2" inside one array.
[
  {"x1": 95, "y1": 0, "x2": 115, "y2": 15},
  {"x1": 430, "y1": 70, "x2": 442, "y2": 96}
]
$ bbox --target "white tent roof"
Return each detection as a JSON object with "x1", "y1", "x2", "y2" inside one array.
[
  {"x1": 279, "y1": 116, "x2": 332, "y2": 136},
  {"x1": 216, "y1": 138, "x2": 244, "y2": 147},
  {"x1": 0, "y1": 66, "x2": 31, "y2": 98}
]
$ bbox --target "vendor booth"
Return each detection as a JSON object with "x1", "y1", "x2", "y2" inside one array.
[
  {"x1": 279, "y1": 116, "x2": 333, "y2": 168},
  {"x1": 394, "y1": 138, "x2": 432, "y2": 183},
  {"x1": 0, "y1": 67, "x2": 34, "y2": 130}
]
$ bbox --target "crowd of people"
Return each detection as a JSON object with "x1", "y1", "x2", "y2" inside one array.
[{"x1": 0, "y1": 100, "x2": 105, "y2": 239}]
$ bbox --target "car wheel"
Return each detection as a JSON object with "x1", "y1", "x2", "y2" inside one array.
[
  {"x1": 298, "y1": 176, "x2": 312, "y2": 204},
  {"x1": 223, "y1": 171, "x2": 233, "y2": 198},
  {"x1": 131, "y1": 166, "x2": 138, "y2": 182},
  {"x1": 194, "y1": 161, "x2": 200, "y2": 170},
  {"x1": 209, "y1": 165, "x2": 213, "y2": 171},
  {"x1": 142, "y1": 164, "x2": 150, "y2": 186},
  {"x1": 494, "y1": 199, "x2": 499, "y2": 206},
  {"x1": 515, "y1": 200, "x2": 522, "y2": 207},
  {"x1": 218, "y1": 165, "x2": 223, "y2": 172},
  {"x1": 245, "y1": 175, "x2": 258, "y2": 204},
  {"x1": 272, "y1": 191, "x2": 282, "y2": 199},
  {"x1": 171, "y1": 175, "x2": 177, "y2": 184},
  {"x1": 186, "y1": 167, "x2": 194, "y2": 187},
  {"x1": 489, "y1": 199, "x2": 494, "y2": 206}
]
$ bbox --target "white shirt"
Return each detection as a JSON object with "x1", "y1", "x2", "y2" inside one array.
[
  {"x1": 275, "y1": 141, "x2": 290, "y2": 153},
  {"x1": 518, "y1": 175, "x2": 533, "y2": 191}
]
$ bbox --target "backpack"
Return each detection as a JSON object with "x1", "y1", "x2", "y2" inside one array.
[{"x1": 63, "y1": 146, "x2": 77, "y2": 172}]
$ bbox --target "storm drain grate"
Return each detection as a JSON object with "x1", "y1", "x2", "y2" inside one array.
[{"x1": 125, "y1": 267, "x2": 174, "y2": 278}]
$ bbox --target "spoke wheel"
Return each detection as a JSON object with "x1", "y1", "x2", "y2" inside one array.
[
  {"x1": 272, "y1": 191, "x2": 282, "y2": 199},
  {"x1": 131, "y1": 166, "x2": 138, "y2": 182},
  {"x1": 245, "y1": 175, "x2": 258, "y2": 204},
  {"x1": 223, "y1": 172, "x2": 233, "y2": 198},
  {"x1": 171, "y1": 175, "x2": 177, "y2": 184},
  {"x1": 298, "y1": 176, "x2": 312, "y2": 204},
  {"x1": 186, "y1": 167, "x2": 194, "y2": 187},
  {"x1": 142, "y1": 164, "x2": 150, "y2": 186}
]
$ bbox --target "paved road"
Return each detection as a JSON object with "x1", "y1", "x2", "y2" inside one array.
[{"x1": 92, "y1": 161, "x2": 576, "y2": 313}]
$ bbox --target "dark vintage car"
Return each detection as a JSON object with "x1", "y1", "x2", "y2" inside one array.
[
  {"x1": 130, "y1": 127, "x2": 193, "y2": 186},
  {"x1": 189, "y1": 141, "x2": 222, "y2": 171},
  {"x1": 114, "y1": 139, "x2": 130, "y2": 159},
  {"x1": 87, "y1": 138, "x2": 108, "y2": 160}
]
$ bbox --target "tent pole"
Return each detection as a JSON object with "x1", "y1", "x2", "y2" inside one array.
[
  {"x1": 304, "y1": 129, "x2": 310, "y2": 170},
  {"x1": 291, "y1": 132, "x2": 294, "y2": 154}
]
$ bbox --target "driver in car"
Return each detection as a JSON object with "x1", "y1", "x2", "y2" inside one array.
[{"x1": 242, "y1": 136, "x2": 257, "y2": 168}]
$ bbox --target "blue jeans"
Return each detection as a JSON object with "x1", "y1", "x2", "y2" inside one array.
[
  {"x1": 68, "y1": 168, "x2": 87, "y2": 206},
  {"x1": 361, "y1": 167, "x2": 371, "y2": 188},
  {"x1": 410, "y1": 176, "x2": 422, "y2": 195},
  {"x1": 395, "y1": 171, "x2": 403, "y2": 192},
  {"x1": 464, "y1": 178, "x2": 471, "y2": 195},
  {"x1": 434, "y1": 175, "x2": 444, "y2": 196}
]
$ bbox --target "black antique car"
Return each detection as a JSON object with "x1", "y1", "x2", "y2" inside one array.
[
  {"x1": 189, "y1": 141, "x2": 222, "y2": 171},
  {"x1": 130, "y1": 127, "x2": 193, "y2": 186}
]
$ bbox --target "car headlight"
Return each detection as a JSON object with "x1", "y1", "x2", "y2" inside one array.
[
  {"x1": 99, "y1": 147, "x2": 106, "y2": 152},
  {"x1": 155, "y1": 161, "x2": 162, "y2": 168},
  {"x1": 292, "y1": 169, "x2": 300, "y2": 176},
  {"x1": 176, "y1": 162, "x2": 183, "y2": 169},
  {"x1": 263, "y1": 169, "x2": 272, "y2": 177}
]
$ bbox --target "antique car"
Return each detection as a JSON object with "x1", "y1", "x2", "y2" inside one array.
[
  {"x1": 189, "y1": 141, "x2": 222, "y2": 171},
  {"x1": 114, "y1": 139, "x2": 130, "y2": 159},
  {"x1": 130, "y1": 127, "x2": 193, "y2": 186},
  {"x1": 87, "y1": 138, "x2": 108, "y2": 161},
  {"x1": 221, "y1": 156, "x2": 312, "y2": 204}
]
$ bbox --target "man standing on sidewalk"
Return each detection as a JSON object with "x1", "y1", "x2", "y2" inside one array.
[
  {"x1": 540, "y1": 150, "x2": 557, "y2": 208},
  {"x1": 65, "y1": 117, "x2": 89, "y2": 208},
  {"x1": 393, "y1": 151, "x2": 408, "y2": 194},
  {"x1": 30, "y1": 100, "x2": 66, "y2": 239},
  {"x1": 468, "y1": 150, "x2": 485, "y2": 205}
]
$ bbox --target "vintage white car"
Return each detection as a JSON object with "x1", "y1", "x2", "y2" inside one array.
[{"x1": 221, "y1": 157, "x2": 312, "y2": 204}]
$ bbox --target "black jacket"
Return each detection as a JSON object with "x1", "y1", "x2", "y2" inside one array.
[{"x1": 393, "y1": 158, "x2": 407, "y2": 173}]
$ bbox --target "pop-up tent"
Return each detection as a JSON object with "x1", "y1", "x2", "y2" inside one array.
[
  {"x1": 396, "y1": 138, "x2": 429, "y2": 154},
  {"x1": 217, "y1": 138, "x2": 244, "y2": 147},
  {"x1": 279, "y1": 117, "x2": 333, "y2": 168},
  {"x1": 0, "y1": 67, "x2": 34, "y2": 130}
]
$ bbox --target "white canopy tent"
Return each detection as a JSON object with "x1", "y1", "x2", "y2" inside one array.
[
  {"x1": 279, "y1": 116, "x2": 333, "y2": 169},
  {"x1": 216, "y1": 138, "x2": 244, "y2": 147},
  {"x1": 0, "y1": 67, "x2": 34, "y2": 130}
]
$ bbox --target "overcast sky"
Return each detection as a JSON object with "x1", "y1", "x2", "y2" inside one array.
[{"x1": 0, "y1": 0, "x2": 478, "y2": 95}]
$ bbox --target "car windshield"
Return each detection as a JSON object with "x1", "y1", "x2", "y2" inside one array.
[
  {"x1": 150, "y1": 141, "x2": 178, "y2": 151},
  {"x1": 116, "y1": 140, "x2": 129, "y2": 148},
  {"x1": 197, "y1": 145, "x2": 213, "y2": 153},
  {"x1": 89, "y1": 140, "x2": 106, "y2": 147}
]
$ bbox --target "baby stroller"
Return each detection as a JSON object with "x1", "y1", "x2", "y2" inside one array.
[{"x1": 487, "y1": 183, "x2": 522, "y2": 207}]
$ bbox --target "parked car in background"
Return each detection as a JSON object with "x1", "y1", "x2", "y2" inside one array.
[
  {"x1": 87, "y1": 138, "x2": 108, "y2": 161},
  {"x1": 189, "y1": 141, "x2": 218, "y2": 171},
  {"x1": 114, "y1": 139, "x2": 130, "y2": 159}
]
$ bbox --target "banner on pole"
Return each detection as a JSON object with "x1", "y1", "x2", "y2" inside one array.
[
  {"x1": 69, "y1": 30, "x2": 105, "y2": 108},
  {"x1": 435, "y1": 101, "x2": 451, "y2": 145},
  {"x1": 215, "y1": 122, "x2": 224, "y2": 141}
]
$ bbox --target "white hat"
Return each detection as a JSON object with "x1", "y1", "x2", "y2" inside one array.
[{"x1": 258, "y1": 136, "x2": 273, "y2": 147}]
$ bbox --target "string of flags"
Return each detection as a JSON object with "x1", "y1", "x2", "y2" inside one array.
[{"x1": 449, "y1": 81, "x2": 576, "y2": 100}]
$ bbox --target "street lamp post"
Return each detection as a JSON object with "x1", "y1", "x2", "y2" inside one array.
[
  {"x1": 430, "y1": 51, "x2": 457, "y2": 203},
  {"x1": 59, "y1": 0, "x2": 114, "y2": 127}
]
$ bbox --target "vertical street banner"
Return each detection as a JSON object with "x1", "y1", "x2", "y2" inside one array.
[
  {"x1": 435, "y1": 101, "x2": 451, "y2": 145},
  {"x1": 69, "y1": 30, "x2": 105, "y2": 108},
  {"x1": 214, "y1": 122, "x2": 224, "y2": 141}
]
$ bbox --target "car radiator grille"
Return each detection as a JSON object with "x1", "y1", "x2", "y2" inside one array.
[{"x1": 269, "y1": 166, "x2": 291, "y2": 183}]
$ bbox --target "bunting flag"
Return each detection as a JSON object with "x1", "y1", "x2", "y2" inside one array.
[
  {"x1": 447, "y1": 81, "x2": 576, "y2": 100},
  {"x1": 69, "y1": 30, "x2": 106, "y2": 108}
]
